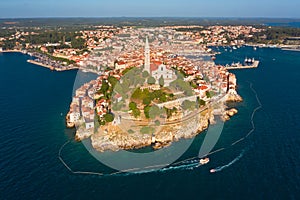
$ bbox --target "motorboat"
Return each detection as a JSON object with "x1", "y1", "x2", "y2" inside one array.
[{"x1": 199, "y1": 157, "x2": 210, "y2": 165}]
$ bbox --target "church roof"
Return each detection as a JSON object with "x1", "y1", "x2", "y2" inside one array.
[
  {"x1": 150, "y1": 63, "x2": 159, "y2": 72},
  {"x1": 150, "y1": 61, "x2": 163, "y2": 72}
]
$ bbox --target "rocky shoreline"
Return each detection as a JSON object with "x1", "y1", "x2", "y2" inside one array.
[
  {"x1": 68, "y1": 91, "x2": 241, "y2": 152},
  {"x1": 90, "y1": 109, "x2": 212, "y2": 152}
]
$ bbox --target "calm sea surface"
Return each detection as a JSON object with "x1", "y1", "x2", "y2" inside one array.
[{"x1": 0, "y1": 46, "x2": 299, "y2": 199}]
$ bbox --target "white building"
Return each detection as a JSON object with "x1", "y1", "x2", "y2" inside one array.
[{"x1": 152, "y1": 64, "x2": 176, "y2": 86}]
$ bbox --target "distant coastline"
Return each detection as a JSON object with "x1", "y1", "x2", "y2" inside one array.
[{"x1": 0, "y1": 50, "x2": 25, "y2": 53}]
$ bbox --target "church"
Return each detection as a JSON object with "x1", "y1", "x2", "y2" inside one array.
[{"x1": 143, "y1": 37, "x2": 176, "y2": 87}]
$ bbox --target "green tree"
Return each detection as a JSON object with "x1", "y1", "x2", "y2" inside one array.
[
  {"x1": 170, "y1": 79, "x2": 193, "y2": 96},
  {"x1": 182, "y1": 100, "x2": 196, "y2": 110},
  {"x1": 144, "y1": 105, "x2": 151, "y2": 119},
  {"x1": 159, "y1": 94, "x2": 167, "y2": 103},
  {"x1": 129, "y1": 102, "x2": 137, "y2": 110},
  {"x1": 131, "y1": 88, "x2": 143, "y2": 99},
  {"x1": 104, "y1": 113, "x2": 114, "y2": 122},
  {"x1": 147, "y1": 76, "x2": 156, "y2": 85},
  {"x1": 159, "y1": 75, "x2": 164, "y2": 87},
  {"x1": 206, "y1": 91, "x2": 214, "y2": 98},
  {"x1": 100, "y1": 81, "x2": 109, "y2": 95},
  {"x1": 132, "y1": 108, "x2": 141, "y2": 118},
  {"x1": 143, "y1": 97, "x2": 151, "y2": 105},
  {"x1": 164, "y1": 107, "x2": 176, "y2": 119},
  {"x1": 199, "y1": 99, "x2": 206, "y2": 106},
  {"x1": 142, "y1": 71, "x2": 150, "y2": 78},
  {"x1": 149, "y1": 105, "x2": 160, "y2": 119},
  {"x1": 155, "y1": 120, "x2": 161, "y2": 126},
  {"x1": 108, "y1": 76, "x2": 118, "y2": 89}
]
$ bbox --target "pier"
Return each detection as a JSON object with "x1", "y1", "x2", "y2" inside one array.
[
  {"x1": 27, "y1": 59, "x2": 55, "y2": 70},
  {"x1": 27, "y1": 59, "x2": 79, "y2": 71},
  {"x1": 225, "y1": 60, "x2": 259, "y2": 70}
]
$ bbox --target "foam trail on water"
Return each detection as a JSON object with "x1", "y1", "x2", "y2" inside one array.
[
  {"x1": 211, "y1": 150, "x2": 245, "y2": 173},
  {"x1": 128, "y1": 159, "x2": 200, "y2": 175}
]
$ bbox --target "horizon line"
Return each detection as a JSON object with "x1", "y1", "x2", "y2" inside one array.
[{"x1": 1, "y1": 16, "x2": 300, "y2": 20}]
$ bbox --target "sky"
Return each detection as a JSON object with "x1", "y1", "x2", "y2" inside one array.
[{"x1": 1, "y1": 0, "x2": 300, "y2": 18}]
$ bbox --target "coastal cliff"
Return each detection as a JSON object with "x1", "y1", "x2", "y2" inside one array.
[{"x1": 90, "y1": 109, "x2": 212, "y2": 152}]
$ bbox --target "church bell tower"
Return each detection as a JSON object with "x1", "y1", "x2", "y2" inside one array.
[{"x1": 144, "y1": 37, "x2": 151, "y2": 73}]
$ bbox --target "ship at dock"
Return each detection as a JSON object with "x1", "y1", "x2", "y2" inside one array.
[
  {"x1": 224, "y1": 57, "x2": 259, "y2": 70},
  {"x1": 244, "y1": 57, "x2": 255, "y2": 65}
]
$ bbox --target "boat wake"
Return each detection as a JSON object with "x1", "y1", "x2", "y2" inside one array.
[
  {"x1": 210, "y1": 150, "x2": 245, "y2": 173},
  {"x1": 130, "y1": 159, "x2": 201, "y2": 175}
]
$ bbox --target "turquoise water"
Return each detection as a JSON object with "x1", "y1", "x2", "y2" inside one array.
[{"x1": 0, "y1": 47, "x2": 300, "y2": 199}]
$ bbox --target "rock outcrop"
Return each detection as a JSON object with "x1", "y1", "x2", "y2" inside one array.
[
  {"x1": 221, "y1": 108, "x2": 238, "y2": 121},
  {"x1": 226, "y1": 92, "x2": 243, "y2": 102}
]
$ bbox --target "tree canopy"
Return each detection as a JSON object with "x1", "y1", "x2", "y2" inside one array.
[
  {"x1": 104, "y1": 113, "x2": 114, "y2": 122},
  {"x1": 159, "y1": 76, "x2": 164, "y2": 87},
  {"x1": 147, "y1": 76, "x2": 156, "y2": 85}
]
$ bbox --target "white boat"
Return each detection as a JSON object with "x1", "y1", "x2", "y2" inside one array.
[
  {"x1": 210, "y1": 169, "x2": 216, "y2": 173},
  {"x1": 199, "y1": 157, "x2": 210, "y2": 165}
]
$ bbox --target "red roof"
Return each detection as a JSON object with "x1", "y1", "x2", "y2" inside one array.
[
  {"x1": 150, "y1": 63, "x2": 159, "y2": 72},
  {"x1": 198, "y1": 85, "x2": 208, "y2": 90},
  {"x1": 118, "y1": 61, "x2": 126, "y2": 65}
]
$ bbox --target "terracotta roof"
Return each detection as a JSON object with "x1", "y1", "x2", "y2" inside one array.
[
  {"x1": 198, "y1": 85, "x2": 208, "y2": 90},
  {"x1": 150, "y1": 63, "x2": 159, "y2": 72}
]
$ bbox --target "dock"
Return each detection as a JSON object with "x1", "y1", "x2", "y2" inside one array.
[
  {"x1": 225, "y1": 61, "x2": 259, "y2": 70},
  {"x1": 27, "y1": 59, "x2": 55, "y2": 70},
  {"x1": 27, "y1": 59, "x2": 79, "y2": 71}
]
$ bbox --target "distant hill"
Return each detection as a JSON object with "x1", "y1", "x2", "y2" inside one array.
[{"x1": 1, "y1": 17, "x2": 300, "y2": 28}]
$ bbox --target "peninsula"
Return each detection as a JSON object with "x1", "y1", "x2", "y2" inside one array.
[{"x1": 65, "y1": 27, "x2": 243, "y2": 152}]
